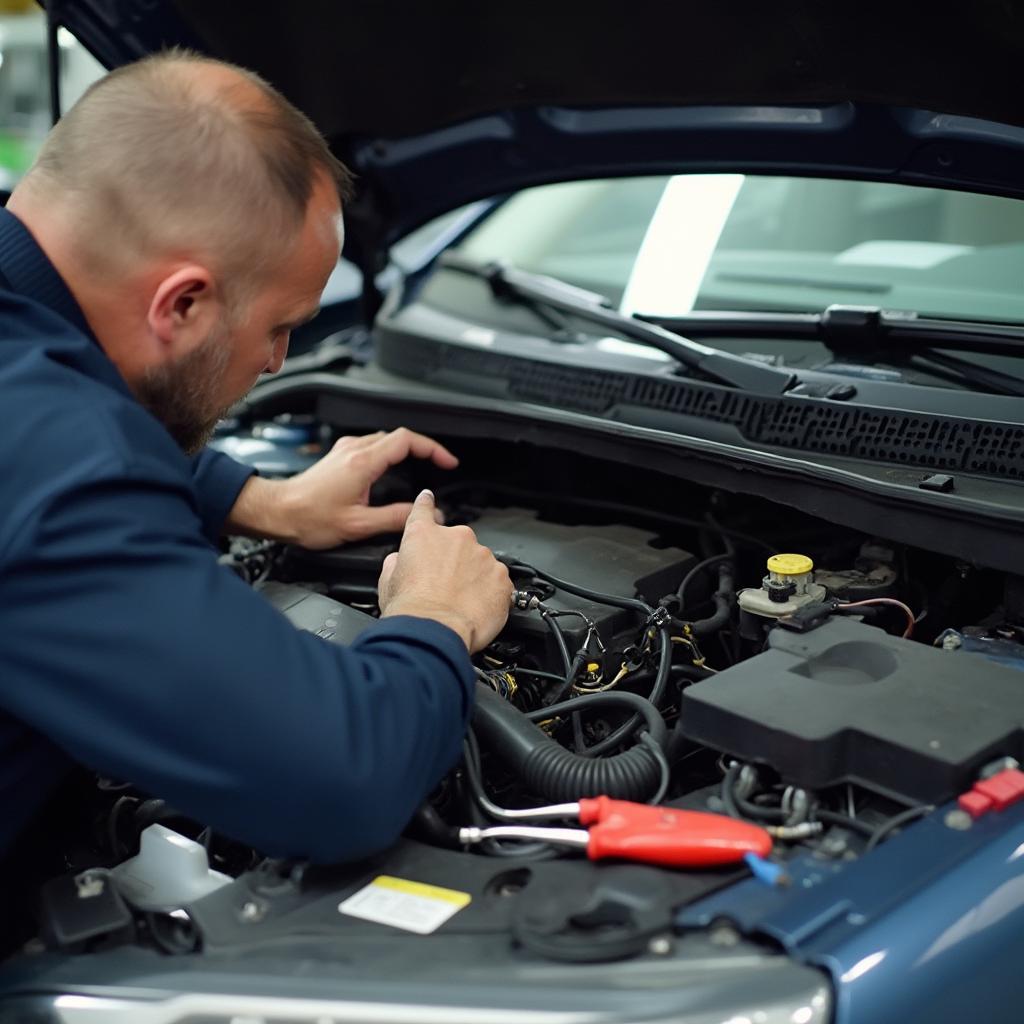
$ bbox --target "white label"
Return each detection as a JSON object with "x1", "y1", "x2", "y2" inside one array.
[{"x1": 338, "y1": 875, "x2": 471, "y2": 935}]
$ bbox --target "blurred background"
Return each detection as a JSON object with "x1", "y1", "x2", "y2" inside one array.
[{"x1": 0, "y1": 0, "x2": 104, "y2": 191}]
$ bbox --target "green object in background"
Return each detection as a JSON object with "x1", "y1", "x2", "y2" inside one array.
[{"x1": 0, "y1": 133, "x2": 33, "y2": 176}]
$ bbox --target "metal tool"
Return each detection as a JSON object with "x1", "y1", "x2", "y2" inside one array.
[{"x1": 458, "y1": 795, "x2": 773, "y2": 868}]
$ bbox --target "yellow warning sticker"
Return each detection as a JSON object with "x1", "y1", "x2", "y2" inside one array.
[{"x1": 338, "y1": 875, "x2": 471, "y2": 934}]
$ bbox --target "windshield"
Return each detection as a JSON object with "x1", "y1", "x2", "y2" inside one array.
[{"x1": 454, "y1": 175, "x2": 1024, "y2": 325}]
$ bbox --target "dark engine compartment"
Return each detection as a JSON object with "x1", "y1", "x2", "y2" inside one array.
[{"x1": 22, "y1": 415, "x2": 1024, "y2": 965}]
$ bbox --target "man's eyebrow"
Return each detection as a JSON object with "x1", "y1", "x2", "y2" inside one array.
[{"x1": 280, "y1": 306, "x2": 321, "y2": 330}]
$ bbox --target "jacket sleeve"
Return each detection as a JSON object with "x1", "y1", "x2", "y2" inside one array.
[
  {"x1": 0, "y1": 457, "x2": 474, "y2": 863},
  {"x1": 189, "y1": 448, "x2": 255, "y2": 544}
]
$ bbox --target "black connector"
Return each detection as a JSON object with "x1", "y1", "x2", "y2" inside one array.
[{"x1": 775, "y1": 599, "x2": 841, "y2": 633}]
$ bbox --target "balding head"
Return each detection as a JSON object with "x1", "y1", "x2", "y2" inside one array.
[
  {"x1": 7, "y1": 52, "x2": 350, "y2": 454},
  {"x1": 18, "y1": 49, "x2": 351, "y2": 301}
]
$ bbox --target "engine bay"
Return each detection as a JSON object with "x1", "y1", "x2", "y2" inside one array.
[{"x1": 22, "y1": 414, "x2": 1024, "y2": 966}]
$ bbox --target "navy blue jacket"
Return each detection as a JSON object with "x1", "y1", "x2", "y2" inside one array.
[{"x1": 0, "y1": 208, "x2": 474, "y2": 862}]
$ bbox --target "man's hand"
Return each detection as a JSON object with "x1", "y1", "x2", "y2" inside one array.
[
  {"x1": 225, "y1": 428, "x2": 457, "y2": 550},
  {"x1": 378, "y1": 489, "x2": 511, "y2": 652}
]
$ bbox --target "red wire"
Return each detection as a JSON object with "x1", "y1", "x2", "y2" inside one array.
[{"x1": 838, "y1": 598, "x2": 916, "y2": 638}]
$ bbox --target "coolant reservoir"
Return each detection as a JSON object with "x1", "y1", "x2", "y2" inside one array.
[{"x1": 738, "y1": 553, "x2": 827, "y2": 618}]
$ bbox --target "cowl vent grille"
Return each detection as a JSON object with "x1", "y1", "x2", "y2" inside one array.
[{"x1": 379, "y1": 332, "x2": 1024, "y2": 481}]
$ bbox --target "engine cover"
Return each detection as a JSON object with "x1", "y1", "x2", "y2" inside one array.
[
  {"x1": 469, "y1": 507, "x2": 695, "y2": 664},
  {"x1": 279, "y1": 506, "x2": 695, "y2": 667},
  {"x1": 257, "y1": 581, "x2": 376, "y2": 645},
  {"x1": 681, "y1": 616, "x2": 1024, "y2": 803}
]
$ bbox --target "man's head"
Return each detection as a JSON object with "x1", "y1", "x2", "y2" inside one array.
[{"x1": 7, "y1": 51, "x2": 351, "y2": 453}]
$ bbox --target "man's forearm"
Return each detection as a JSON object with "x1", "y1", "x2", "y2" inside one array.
[{"x1": 224, "y1": 475, "x2": 302, "y2": 543}]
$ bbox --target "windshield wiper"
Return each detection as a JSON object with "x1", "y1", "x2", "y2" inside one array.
[
  {"x1": 644, "y1": 304, "x2": 1024, "y2": 358},
  {"x1": 645, "y1": 304, "x2": 1024, "y2": 396},
  {"x1": 438, "y1": 253, "x2": 797, "y2": 395}
]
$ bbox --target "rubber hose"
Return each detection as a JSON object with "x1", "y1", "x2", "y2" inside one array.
[
  {"x1": 578, "y1": 625, "x2": 673, "y2": 759},
  {"x1": 690, "y1": 562, "x2": 735, "y2": 637},
  {"x1": 502, "y1": 559, "x2": 653, "y2": 617},
  {"x1": 406, "y1": 804, "x2": 461, "y2": 849},
  {"x1": 473, "y1": 683, "x2": 665, "y2": 802}
]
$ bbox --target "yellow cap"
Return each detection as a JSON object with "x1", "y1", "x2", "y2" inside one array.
[{"x1": 767, "y1": 553, "x2": 814, "y2": 576}]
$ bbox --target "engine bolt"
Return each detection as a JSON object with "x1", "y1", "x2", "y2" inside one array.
[
  {"x1": 944, "y1": 809, "x2": 973, "y2": 831},
  {"x1": 239, "y1": 900, "x2": 266, "y2": 923}
]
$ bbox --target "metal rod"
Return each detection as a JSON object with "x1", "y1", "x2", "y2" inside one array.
[
  {"x1": 458, "y1": 826, "x2": 589, "y2": 847},
  {"x1": 478, "y1": 801, "x2": 581, "y2": 822}
]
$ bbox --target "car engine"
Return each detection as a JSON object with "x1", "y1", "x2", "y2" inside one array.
[{"x1": 25, "y1": 416, "x2": 1024, "y2": 963}]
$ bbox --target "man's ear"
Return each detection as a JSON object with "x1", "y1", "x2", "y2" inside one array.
[{"x1": 145, "y1": 265, "x2": 220, "y2": 361}]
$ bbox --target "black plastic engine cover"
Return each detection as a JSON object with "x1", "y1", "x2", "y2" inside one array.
[
  {"x1": 278, "y1": 506, "x2": 695, "y2": 667},
  {"x1": 256, "y1": 581, "x2": 376, "y2": 645},
  {"x1": 469, "y1": 507, "x2": 694, "y2": 664},
  {"x1": 681, "y1": 616, "x2": 1024, "y2": 803}
]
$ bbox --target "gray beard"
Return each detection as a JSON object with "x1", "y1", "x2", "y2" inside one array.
[{"x1": 133, "y1": 324, "x2": 234, "y2": 456}]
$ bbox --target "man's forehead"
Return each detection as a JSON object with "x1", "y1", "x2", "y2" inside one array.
[{"x1": 316, "y1": 207, "x2": 344, "y2": 253}]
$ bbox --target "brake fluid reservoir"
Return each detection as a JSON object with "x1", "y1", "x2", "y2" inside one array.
[{"x1": 738, "y1": 553, "x2": 827, "y2": 618}]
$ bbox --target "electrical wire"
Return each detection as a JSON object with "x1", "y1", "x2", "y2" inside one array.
[
  {"x1": 577, "y1": 625, "x2": 673, "y2": 758},
  {"x1": 720, "y1": 764, "x2": 787, "y2": 822},
  {"x1": 724, "y1": 761, "x2": 928, "y2": 847},
  {"x1": 507, "y1": 561, "x2": 653, "y2": 617},
  {"x1": 813, "y1": 809, "x2": 876, "y2": 838},
  {"x1": 513, "y1": 667, "x2": 568, "y2": 684},
  {"x1": 525, "y1": 689, "x2": 665, "y2": 740},
  {"x1": 864, "y1": 804, "x2": 934, "y2": 852},
  {"x1": 670, "y1": 635, "x2": 719, "y2": 672},
  {"x1": 838, "y1": 598, "x2": 917, "y2": 638},
  {"x1": 463, "y1": 731, "x2": 559, "y2": 859},
  {"x1": 107, "y1": 795, "x2": 134, "y2": 860},
  {"x1": 677, "y1": 553, "x2": 733, "y2": 609},
  {"x1": 704, "y1": 510, "x2": 737, "y2": 558},
  {"x1": 539, "y1": 607, "x2": 574, "y2": 678}
]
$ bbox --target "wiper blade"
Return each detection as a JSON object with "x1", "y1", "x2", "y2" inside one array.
[
  {"x1": 645, "y1": 304, "x2": 1024, "y2": 358},
  {"x1": 439, "y1": 253, "x2": 797, "y2": 395}
]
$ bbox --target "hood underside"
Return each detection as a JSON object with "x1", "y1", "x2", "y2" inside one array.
[{"x1": 51, "y1": 1, "x2": 1024, "y2": 256}]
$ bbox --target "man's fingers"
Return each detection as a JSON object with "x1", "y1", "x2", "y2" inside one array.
[
  {"x1": 366, "y1": 428, "x2": 460, "y2": 473},
  {"x1": 378, "y1": 550, "x2": 399, "y2": 591},
  {"x1": 402, "y1": 488, "x2": 439, "y2": 529},
  {"x1": 333, "y1": 431, "x2": 386, "y2": 452}
]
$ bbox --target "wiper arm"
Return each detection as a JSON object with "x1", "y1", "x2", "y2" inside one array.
[
  {"x1": 645, "y1": 304, "x2": 1024, "y2": 358},
  {"x1": 439, "y1": 253, "x2": 797, "y2": 395},
  {"x1": 647, "y1": 304, "x2": 1024, "y2": 395},
  {"x1": 903, "y1": 349, "x2": 1024, "y2": 397}
]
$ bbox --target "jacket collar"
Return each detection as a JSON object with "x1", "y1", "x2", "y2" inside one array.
[{"x1": 0, "y1": 207, "x2": 96, "y2": 340}]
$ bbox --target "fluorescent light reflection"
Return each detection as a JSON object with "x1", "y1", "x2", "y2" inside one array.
[{"x1": 840, "y1": 949, "x2": 887, "y2": 983}]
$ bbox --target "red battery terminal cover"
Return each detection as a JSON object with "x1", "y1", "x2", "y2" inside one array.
[{"x1": 958, "y1": 768, "x2": 1024, "y2": 819}]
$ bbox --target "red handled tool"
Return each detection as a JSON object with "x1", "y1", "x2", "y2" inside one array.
[{"x1": 458, "y1": 795, "x2": 772, "y2": 868}]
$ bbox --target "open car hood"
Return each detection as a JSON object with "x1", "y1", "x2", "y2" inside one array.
[{"x1": 50, "y1": 1, "x2": 1024, "y2": 266}]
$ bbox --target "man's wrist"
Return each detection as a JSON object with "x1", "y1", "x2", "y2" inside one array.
[
  {"x1": 224, "y1": 476, "x2": 303, "y2": 544},
  {"x1": 380, "y1": 601, "x2": 474, "y2": 651}
]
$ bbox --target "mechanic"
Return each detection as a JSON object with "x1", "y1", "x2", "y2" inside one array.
[{"x1": 0, "y1": 52, "x2": 512, "y2": 871}]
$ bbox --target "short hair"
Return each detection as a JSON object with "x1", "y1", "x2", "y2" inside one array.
[{"x1": 25, "y1": 50, "x2": 353, "y2": 303}]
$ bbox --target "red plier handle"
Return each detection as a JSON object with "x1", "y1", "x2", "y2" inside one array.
[{"x1": 578, "y1": 796, "x2": 772, "y2": 867}]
